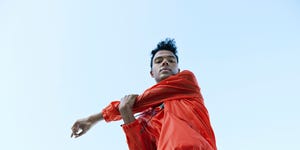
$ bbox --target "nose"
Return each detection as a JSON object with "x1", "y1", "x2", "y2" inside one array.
[{"x1": 162, "y1": 58, "x2": 169, "y2": 66}]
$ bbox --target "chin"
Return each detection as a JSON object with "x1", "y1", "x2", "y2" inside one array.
[{"x1": 159, "y1": 74, "x2": 172, "y2": 81}]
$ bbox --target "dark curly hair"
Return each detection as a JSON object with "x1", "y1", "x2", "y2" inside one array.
[{"x1": 150, "y1": 38, "x2": 179, "y2": 68}]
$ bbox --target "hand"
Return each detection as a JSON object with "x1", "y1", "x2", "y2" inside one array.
[
  {"x1": 118, "y1": 94, "x2": 138, "y2": 124},
  {"x1": 71, "y1": 118, "x2": 94, "y2": 138},
  {"x1": 71, "y1": 112, "x2": 103, "y2": 138},
  {"x1": 118, "y1": 94, "x2": 138, "y2": 111}
]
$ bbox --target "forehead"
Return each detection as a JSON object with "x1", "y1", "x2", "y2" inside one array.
[{"x1": 153, "y1": 50, "x2": 176, "y2": 59}]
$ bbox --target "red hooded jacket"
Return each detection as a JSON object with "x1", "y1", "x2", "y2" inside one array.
[{"x1": 102, "y1": 70, "x2": 217, "y2": 150}]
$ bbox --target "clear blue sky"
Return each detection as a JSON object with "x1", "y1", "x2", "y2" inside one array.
[{"x1": 0, "y1": 0, "x2": 299, "y2": 149}]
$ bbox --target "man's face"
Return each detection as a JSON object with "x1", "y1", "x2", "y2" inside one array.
[{"x1": 150, "y1": 50, "x2": 180, "y2": 83}]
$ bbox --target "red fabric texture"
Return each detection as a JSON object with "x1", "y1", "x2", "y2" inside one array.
[{"x1": 102, "y1": 70, "x2": 217, "y2": 150}]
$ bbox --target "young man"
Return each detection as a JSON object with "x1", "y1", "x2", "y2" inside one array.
[{"x1": 71, "y1": 38, "x2": 217, "y2": 150}]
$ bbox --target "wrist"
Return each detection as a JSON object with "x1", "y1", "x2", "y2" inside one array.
[{"x1": 119, "y1": 106, "x2": 135, "y2": 124}]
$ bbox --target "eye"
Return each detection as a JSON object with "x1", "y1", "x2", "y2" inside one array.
[
  {"x1": 154, "y1": 57, "x2": 163, "y2": 63},
  {"x1": 168, "y1": 59, "x2": 175, "y2": 63},
  {"x1": 168, "y1": 57, "x2": 176, "y2": 63}
]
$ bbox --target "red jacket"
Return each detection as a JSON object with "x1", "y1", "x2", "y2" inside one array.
[{"x1": 102, "y1": 70, "x2": 217, "y2": 150}]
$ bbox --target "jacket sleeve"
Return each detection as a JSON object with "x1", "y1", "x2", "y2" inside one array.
[
  {"x1": 102, "y1": 70, "x2": 201, "y2": 122},
  {"x1": 122, "y1": 119, "x2": 156, "y2": 150}
]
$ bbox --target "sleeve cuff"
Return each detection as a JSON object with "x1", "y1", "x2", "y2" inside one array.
[
  {"x1": 121, "y1": 119, "x2": 140, "y2": 130},
  {"x1": 102, "y1": 101, "x2": 121, "y2": 122}
]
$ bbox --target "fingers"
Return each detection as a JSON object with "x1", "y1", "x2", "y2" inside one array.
[
  {"x1": 70, "y1": 132, "x2": 78, "y2": 138},
  {"x1": 75, "y1": 129, "x2": 86, "y2": 137},
  {"x1": 126, "y1": 94, "x2": 138, "y2": 105},
  {"x1": 121, "y1": 94, "x2": 138, "y2": 102},
  {"x1": 71, "y1": 132, "x2": 75, "y2": 138},
  {"x1": 71, "y1": 122, "x2": 82, "y2": 138},
  {"x1": 119, "y1": 94, "x2": 138, "y2": 111},
  {"x1": 71, "y1": 122, "x2": 79, "y2": 133},
  {"x1": 71, "y1": 119, "x2": 91, "y2": 138},
  {"x1": 71, "y1": 128, "x2": 82, "y2": 138},
  {"x1": 71, "y1": 127, "x2": 86, "y2": 138},
  {"x1": 71, "y1": 123, "x2": 77, "y2": 138},
  {"x1": 127, "y1": 94, "x2": 138, "y2": 98}
]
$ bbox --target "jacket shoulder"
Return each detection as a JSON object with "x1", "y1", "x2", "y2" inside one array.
[{"x1": 179, "y1": 70, "x2": 196, "y2": 79}]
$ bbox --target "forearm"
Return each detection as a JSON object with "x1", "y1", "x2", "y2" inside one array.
[{"x1": 87, "y1": 112, "x2": 104, "y2": 124}]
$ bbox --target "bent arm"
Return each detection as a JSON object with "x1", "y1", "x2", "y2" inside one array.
[{"x1": 102, "y1": 70, "x2": 201, "y2": 122}]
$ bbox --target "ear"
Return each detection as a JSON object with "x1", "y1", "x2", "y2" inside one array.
[{"x1": 150, "y1": 70, "x2": 154, "y2": 78}]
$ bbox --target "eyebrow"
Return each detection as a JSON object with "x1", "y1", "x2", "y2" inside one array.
[{"x1": 154, "y1": 55, "x2": 176, "y2": 60}]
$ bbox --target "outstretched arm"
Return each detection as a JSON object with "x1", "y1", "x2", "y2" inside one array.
[
  {"x1": 71, "y1": 112, "x2": 104, "y2": 138},
  {"x1": 70, "y1": 94, "x2": 138, "y2": 138}
]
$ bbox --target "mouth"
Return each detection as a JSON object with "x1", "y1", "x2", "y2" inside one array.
[{"x1": 160, "y1": 68, "x2": 171, "y2": 73}]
